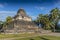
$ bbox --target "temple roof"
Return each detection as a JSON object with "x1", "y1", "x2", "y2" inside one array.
[
  {"x1": 17, "y1": 8, "x2": 26, "y2": 16},
  {"x1": 14, "y1": 8, "x2": 31, "y2": 19}
]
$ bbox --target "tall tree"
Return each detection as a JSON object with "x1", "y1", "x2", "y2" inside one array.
[
  {"x1": 34, "y1": 8, "x2": 60, "y2": 32},
  {"x1": 37, "y1": 14, "x2": 51, "y2": 30},
  {"x1": 6, "y1": 16, "x2": 13, "y2": 24},
  {"x1": 49, "y1": 8, "x2": 60, "y2": 32}
]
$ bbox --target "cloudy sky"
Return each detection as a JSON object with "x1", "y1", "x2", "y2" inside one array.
[{"x1": 0, "y1": 0, "x2": 60, "y2": 21}]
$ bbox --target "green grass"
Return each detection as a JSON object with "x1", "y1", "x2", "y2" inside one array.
[
  {"x1": 0, "y1": 33, "x2": 37, "y2": 39},
  {"x1": 0, "y1": 33, "x2": 60, "y2": 40},
  {"x1": 14, "y1": 35, "x2": 60, "y2": 40}
]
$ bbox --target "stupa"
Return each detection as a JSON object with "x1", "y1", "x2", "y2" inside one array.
[{"x1": 5, "y1": 8, "x2": 38, "y2": 33}]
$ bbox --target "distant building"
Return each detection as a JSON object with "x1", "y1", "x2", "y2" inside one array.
[{"x1": 5, "y1": 8, "x2": 38, "y2": 33}]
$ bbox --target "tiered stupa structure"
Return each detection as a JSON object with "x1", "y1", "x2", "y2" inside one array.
[
  {"x1": 14, "y1": 8, "x2": 32, "y2": 21},
  {"x1": 5, "y1": 8, "x2": 38, "y2": 33}
]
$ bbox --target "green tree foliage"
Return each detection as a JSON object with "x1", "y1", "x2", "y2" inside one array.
[
  {"x1": 36, "y1": 8, "x2": 60, "y2": 31},
  {"x1": 37, "y1": 14, "x2": 51, "y2": 30},
  {"x1": 6, "y1": 16, "x2": 13, "y2": 24},
  {"x1": 50, "y1": 8, "x2": 60, "y2": 32}
]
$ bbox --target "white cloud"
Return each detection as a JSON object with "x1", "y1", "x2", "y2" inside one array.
[
  {"x1": 30, "y1": 16, "x2": 37, "y2": 20},
  {"x1": 31, "y1": 16, "x2": 37, "y2": 18},
  {"x1": 54, "y1": 0, "x2": 60, "y2": 7},
  {"x1": 0, "y1": 3, "x2": 7, "y2": 8},
  {"x1": 0, "y1": 11, "x2": 17, "y2": 21},
  {"x1": 0, "y1": 11, "x2": 16, "y2": 14},
  {"x1": 35, "y1": 6, "x2": 46, "y2": 10},
  {"x1": 0, "y1": 4, "x2": 4, "y2": 8}
]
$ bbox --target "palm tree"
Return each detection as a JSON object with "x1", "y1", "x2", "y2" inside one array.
[
  {"x1": 50, "y1": 8, "x2": 60, "y2": 32},
  {"x1": 37, "y1": 14, "x2": 51, "y2": 30},
  {"x1": 35, "y1": 8, "x2": 60, "y2": 32}
]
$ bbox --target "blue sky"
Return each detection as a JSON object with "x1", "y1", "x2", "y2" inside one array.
[{"x1": 0, "y1": 0, "x2": 60, "y2": 21}]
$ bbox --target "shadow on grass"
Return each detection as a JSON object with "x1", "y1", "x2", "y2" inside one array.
[
  {"x1": 30, "y1": 38, "x2": 34, "y2": 40},
  {"x1": 39, "y1": 36, "x2": 49, "y2": 40}
]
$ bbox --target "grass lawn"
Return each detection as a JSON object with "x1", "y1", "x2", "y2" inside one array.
[
  {"x1": 0, "y1": 33, "x2": 38, "y2": 39},
  {"x1": 0, "y1": 33, "x2": 60, "y2": 40},
  {"x1": 14, "y1": 35, "x2": 60, "y2": 40}
]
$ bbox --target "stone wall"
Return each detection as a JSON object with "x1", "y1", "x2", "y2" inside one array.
[{"x1": 4, "y1": 20, "x2": 38, "y2": 33}]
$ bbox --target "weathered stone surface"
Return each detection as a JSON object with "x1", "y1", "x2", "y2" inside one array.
[{"x1": 5, "y1": 8, "x2": 38, "y2": 33}]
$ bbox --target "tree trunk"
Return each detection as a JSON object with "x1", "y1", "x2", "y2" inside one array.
[{"x1": 53, "y1": 27, "x2": 55, "y2": 32}]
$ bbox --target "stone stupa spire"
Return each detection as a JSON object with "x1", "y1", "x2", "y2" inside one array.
[{"x1": 17, "y1": 8, "x2": 26, "y2": 16}]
